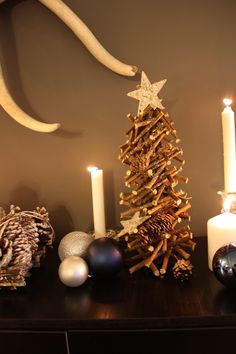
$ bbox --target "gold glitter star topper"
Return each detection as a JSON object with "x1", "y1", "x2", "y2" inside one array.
[{"x1": 127, "y1": 71, "x2": 167, "y2": 113}]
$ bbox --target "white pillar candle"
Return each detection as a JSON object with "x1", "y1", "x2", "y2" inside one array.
[
  {"x1": 207, "y1": 212, "x2": 236, "y2": 270},
  {"x1": 88, "y1": 167, "x2": 106, "y2": 238},
  {"x1": 221, "y1": 98, "x2": 236, "y2": 192}
]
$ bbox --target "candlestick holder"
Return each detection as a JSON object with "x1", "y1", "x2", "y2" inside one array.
[
  {"x1": 89, "y1": 229, "x2": 117, "y2": 239},
  {"x1": 217, "y1": 190, "x2": 236, "y2": 213}
]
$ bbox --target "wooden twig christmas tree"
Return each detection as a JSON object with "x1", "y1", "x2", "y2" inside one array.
[{"x1": 115, "y1": 72, "x2": 196, "y2": 280}]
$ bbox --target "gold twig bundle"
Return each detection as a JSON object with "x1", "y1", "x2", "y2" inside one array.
[{"x1": 116, "y1": 104, "x2": 195, "y2": 280}]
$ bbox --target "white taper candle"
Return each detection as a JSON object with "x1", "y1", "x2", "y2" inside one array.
[
  {"x1": 221, "y1": 98, "x2": 236, "y2": 192},
  {"x1": 88, "y1": 167, "x2": 106, "y2": 238}
]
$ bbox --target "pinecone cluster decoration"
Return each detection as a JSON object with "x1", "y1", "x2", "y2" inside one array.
[
  {"x1": 0, "y1": 205, "x2": 55, "y2": 289},
  {"x1": 116, "y1": 72, "x2": 196, "y2": 280}
]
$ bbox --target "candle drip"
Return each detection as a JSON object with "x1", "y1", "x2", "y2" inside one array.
[{"x1": 218, "y1": 190, "x2": 236, "y2": 214}]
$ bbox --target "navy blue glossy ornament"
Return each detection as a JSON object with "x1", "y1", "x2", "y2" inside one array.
[
  {"x1": 86, "y1": 237, "x2": 124, "y2": 278},
  {"x1": 212, "y1": 243, "x2": 236, "y2": 288}
]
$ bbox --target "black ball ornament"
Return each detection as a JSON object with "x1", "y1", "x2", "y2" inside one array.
[
  {"x1": 212, "y1": 243, "x2": 236, "y2": 288},
  {"x1": 86, "y1": 237, "x2": 124, "y2": 278}
]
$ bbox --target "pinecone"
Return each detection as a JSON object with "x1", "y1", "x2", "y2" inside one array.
[
  {"x1": 0, "y1": 205, "x2": 55, "y2": 289},
  {"x1": 23, "y1": 206, "x2": 55, "y2": 267},
  {"x1": 130, "y1": 154, "x2": 150, "y2": 173},
  {"x1": 172, "y1": 259, "x2": 193, "y2": 281},
  {"x1": 137, "y1": 213, "x2": 175, "y2": 246}
]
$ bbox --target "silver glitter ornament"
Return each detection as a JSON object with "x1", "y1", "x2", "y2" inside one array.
[
  {"x1": 58, "y1": 231, "x2": 94, "y2": 261},
  {"x1": 58, "y1": 256, "x2": 89, "y2": 287}
]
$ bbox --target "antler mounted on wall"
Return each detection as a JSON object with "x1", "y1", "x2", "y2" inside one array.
[{"x1": 0, "y1": 0, "x2": 138, "y2": 133}]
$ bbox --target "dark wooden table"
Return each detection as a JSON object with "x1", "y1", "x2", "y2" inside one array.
[{"x1": 0, "y1": 236, "x2": 236, "y2": 354}]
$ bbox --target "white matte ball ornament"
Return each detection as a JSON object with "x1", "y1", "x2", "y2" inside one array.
[
  {"x1": 58, "y1": 256, "x2": 89, "y2": 287},
  {"x1": 58, "y1": 231, "x2": 94, "y2": 261}
]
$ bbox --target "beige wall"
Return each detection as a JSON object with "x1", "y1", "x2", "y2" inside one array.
[{"x1": 0, "y1": 0, "x2": 236, "y2": 239}]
